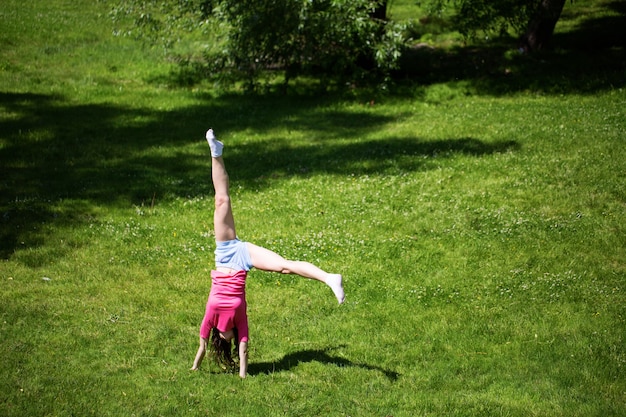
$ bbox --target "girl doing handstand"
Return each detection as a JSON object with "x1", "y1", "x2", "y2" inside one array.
[{"x1": 191, "y1": 129, "x2": 345, "y2": 378}]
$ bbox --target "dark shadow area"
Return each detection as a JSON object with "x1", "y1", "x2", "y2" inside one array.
[
  {"x1": 0, "y1": 91, "x2": 518, "y2": 259},
  {"x1": 225, "y1": 136, "x2": 519, "y2": 189},
  {"x1": 555, "y1": 0, "x2": 626, "y2": 51},
  {"x1": 247, "y1": 346, "x2": 400, "y2": 381},
  {"x1": 396, "y1": 0, "x2": 626, "y2": 95}
]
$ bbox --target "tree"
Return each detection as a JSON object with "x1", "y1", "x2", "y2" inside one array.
[
  {"x1": 520, "y1": 0, "x2": 567, "y2": 51},
  {"x1": 111, "y1": 0, "x2": 406, "y2": 89},
  {"x1": 427, "y1": 0, "x2": 568, "y2": 51}
]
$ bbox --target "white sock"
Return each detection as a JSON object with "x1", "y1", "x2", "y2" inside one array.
[
  {"x1": 206, "y1": 129, "x2": 223, "y2": 157},
  {"x1": 326, "y1": 274, "x2": 345, "y2": 304}
]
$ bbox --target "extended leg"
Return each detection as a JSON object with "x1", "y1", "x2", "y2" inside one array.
[
  {"x1": 247, "y1": 242, "x2": 345, "y2": 304},
  {"x1": 208, "y1": 129, "x2": 236, "y2": 242}
]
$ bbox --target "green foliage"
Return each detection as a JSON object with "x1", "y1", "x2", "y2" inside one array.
[
  {"x1": 426, "y1": 0, "x2": 540, "y2": 39},
  {"x1": 111, "y1": 0, "x2": 407, "y2": 89}
]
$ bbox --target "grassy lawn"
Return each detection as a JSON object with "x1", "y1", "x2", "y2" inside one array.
[{"x1": 1, "y1": 0, "x2": 624, "y2": 416}]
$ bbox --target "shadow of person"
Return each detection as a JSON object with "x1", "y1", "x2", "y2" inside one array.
[{"x1": 247, "y1": 346, "x2": 400, "y2": 381}]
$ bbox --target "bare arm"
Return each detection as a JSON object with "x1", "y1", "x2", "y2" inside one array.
[
  {"x1": 239, "y1": 341, "x2": 248, "y2": 378},
  {"x1": 191, "y1": 337, "x2": 208, "y2": 370}
]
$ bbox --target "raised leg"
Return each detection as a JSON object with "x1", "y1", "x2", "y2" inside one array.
[
  {"x1": 208, "y1": 129, "x2": 236, "y2": 242},
  {"x1": 247, "y1": 242, "x2": 345, "y2": 304}
]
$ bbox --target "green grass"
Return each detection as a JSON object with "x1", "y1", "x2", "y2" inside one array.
[{"x1": 1, "y1": 0, "x2": 625, "y2": 416}]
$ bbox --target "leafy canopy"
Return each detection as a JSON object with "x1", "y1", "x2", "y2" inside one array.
[
  {"x1": 111, "y1": 0, "x2": 406, "y2": 89},
  {"x1": 426, "y1": 0, "x2": 541, "y2": 39}
]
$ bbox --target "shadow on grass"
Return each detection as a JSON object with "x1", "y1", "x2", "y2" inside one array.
[
  {"x1": 247, "y1": 346, "x2": 400, "y2": 381},
  {"x1": 225, "y1": 136, "x2": 519, "y2": 189},
  {"x1": 0, "y1": 91, "x2": 519, "y2": 260},
  {"x1": 396, "y1": 0, "x2": 625, "y2": 95}
]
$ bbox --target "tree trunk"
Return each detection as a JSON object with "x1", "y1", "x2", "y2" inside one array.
[{"x1": 521, "y1": 0, "x2": 566, "y2": 51}]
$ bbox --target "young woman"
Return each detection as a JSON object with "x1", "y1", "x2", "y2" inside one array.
[{"x1": 191, "y1": 129, "x2": 345, "y2": 378}]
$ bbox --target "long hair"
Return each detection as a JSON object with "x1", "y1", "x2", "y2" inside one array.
[{"x1": 209, "y1": 327, "x2": 239, "y2": 372}]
